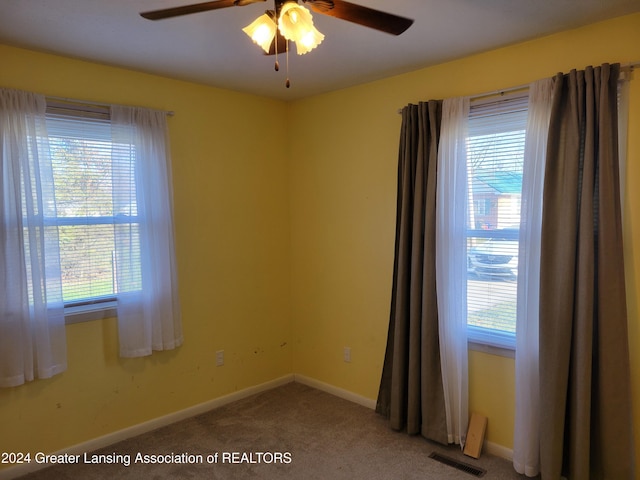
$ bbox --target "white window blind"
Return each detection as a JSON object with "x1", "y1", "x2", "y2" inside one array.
[
  {"x1": 46, "y1": 104, "x2": 140, "y2": 306},
  {"x1": 466, "y1": 94, "x2": 528, "y2": 347}
]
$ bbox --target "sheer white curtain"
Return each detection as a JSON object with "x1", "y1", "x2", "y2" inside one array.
[
  {"x1": 0, "y1": 88, "x2": 67, "y2": 387},
  {"x1": 436, "y1": 96, "x2": 470, "y2": 446},
  {"x1": 110, "y1": 106, "x2": 182, "y2": 358},
  {"x1": 512, "y1": 78, "x2": 553, "y2": 476}
]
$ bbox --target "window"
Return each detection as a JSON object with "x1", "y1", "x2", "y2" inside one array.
[
  {"x1": 465, "y1": 94, "x2": 528, "y2": 349},
  {"x1": 1, "y1": 89, "x2": 181, "y2": 370},
  {"x1": 45, "y1": 103, "x2": 140, "y2": 319}
]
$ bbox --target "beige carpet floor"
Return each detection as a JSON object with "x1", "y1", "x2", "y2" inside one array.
[{"x1": 19, "y1": 382, "x2": 530, "y2": 479}]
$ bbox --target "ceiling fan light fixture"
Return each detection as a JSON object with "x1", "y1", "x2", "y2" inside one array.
[
  {"x1": 277, "y1": 2, "x2": 323, "y2": 53},
  {"x1": 242, "y1": 12, "x2": 277, "y2": 53}
]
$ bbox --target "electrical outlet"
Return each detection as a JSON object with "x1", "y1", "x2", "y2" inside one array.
[
  {"x1": 343, "y1": 347, "x2": 351, "y2": 363},
  {"x1": 216, "y1": 350, "x2": 224, "y2": 366}
]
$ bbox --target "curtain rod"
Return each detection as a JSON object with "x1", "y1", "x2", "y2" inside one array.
[
  {"x1": 46, "y1": 95, "x2": 175, "y2": 117},
  {"x1": 396, "y1": 85, "x2": 527, "y2": 114},
  {"x1": 397, "y1": 60, "x2": 639, "y2": 114}
]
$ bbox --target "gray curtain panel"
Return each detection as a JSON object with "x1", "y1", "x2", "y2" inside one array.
[
  {"x1": 539, "y1": 64, "x2": 634, "y2": 479},
  {"x1": 376, "y1": 101, "x2": 448, "y2": 444}
]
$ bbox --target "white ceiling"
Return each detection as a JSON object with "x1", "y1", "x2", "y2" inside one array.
[{"x1": 1, "y1": 0, "x2": 640, "y2": 101}]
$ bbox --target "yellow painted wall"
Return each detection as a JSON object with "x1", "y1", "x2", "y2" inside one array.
[
  {"x1": 0, "y1": 45, "x2": 292, "y2": 461},
  {"x1": 2, "y1": 10, "x2": 640, "y2": 475},
  {"x1": 288, "y1": 12, "x2": 640, "y2": 455}
]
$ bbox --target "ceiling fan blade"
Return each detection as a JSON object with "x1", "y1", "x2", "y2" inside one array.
[
  {"x1": 303, "y1": 0, "x2": 413, "y2": 35},
  {"x1": 140, "y1": 0, "x2": 265, "y2": 21}
]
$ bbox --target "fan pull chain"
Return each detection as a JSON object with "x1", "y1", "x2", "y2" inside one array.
[
  {"x1": 285, "y1": 40, "x2": 290, "y2": 88},
  {"x1": 274, "y1": 31, "x2": 280, "y2": 71}
]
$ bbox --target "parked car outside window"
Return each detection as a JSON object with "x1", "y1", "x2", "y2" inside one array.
[{"x1": 467, "y1": 237, "x2": 518, "y2": 280}]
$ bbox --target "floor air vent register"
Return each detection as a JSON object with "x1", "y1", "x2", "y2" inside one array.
[{"x1": 428, "y1": 452, "x2": 487, "y2": 477}]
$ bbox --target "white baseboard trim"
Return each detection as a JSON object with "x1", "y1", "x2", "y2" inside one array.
[
  {"x1": 293, "y1": 374, "x2": 377, "y2": 410},
  {"x1": 0, "y1": 374, "x2": 294, "y2": 480},
  {"x1": 484, "y1": 441, "x2": 513, "y2": 461}
]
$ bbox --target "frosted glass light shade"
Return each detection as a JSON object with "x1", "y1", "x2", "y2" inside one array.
[
  {"x1": 295, "y1": 26, "x2": 325, "y2": 55},
  {"x1": 242, "y1": 13, "x2": 277, "y2": 53},
  {"x1": 278, "y1": 2, "x2": 324, "y2": 54}
]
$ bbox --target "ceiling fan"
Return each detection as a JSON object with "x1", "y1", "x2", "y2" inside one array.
[
  {"x1": 141, "y1": 0, "x2": 413, "y2": 39},
  {"x1": 140, "y1": 0, "x2": 413, "y2": 86}
]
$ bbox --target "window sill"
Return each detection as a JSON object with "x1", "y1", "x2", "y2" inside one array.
[
  {"x1": 64, "y1": 300, "x2": 117, "y2": 324},
  {"x1": 467, "y1": 325, "x2": 515, "y2": 358},
  {"x1": 468, "y1": 340, "x2": 515, "y2": 358}
]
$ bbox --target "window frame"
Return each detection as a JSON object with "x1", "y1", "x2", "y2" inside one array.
[
  {"x1": 464, "y1": 91, "x2": 529, "y2": 352},
  {"x1": 44, "y1": 100, "x2": 134, "y2": 323}
]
